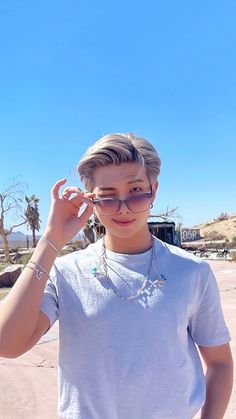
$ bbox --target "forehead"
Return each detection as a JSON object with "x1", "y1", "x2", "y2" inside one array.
[{"x1": 93, "y1": 162, "x2": 149, "y2": 189}]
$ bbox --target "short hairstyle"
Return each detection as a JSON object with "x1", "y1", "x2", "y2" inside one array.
[{"x1": 77, "y1": 132, "x2": 161, "y2": 191}]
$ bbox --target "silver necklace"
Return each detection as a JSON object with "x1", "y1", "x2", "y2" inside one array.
[{"x1": 100, "y1": 237, "x2": 155, "y2": 301}]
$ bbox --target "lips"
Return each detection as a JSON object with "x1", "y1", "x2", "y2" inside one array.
[{"x1": 113, "y1": 219, "x2": 135, "y2": 226}]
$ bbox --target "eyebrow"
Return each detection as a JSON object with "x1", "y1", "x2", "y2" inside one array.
[{"x1": 97, "y1": 178, "x2": 144, "y2": 191}]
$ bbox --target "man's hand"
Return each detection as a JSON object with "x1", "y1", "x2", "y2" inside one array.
[{"x1": 44, "y1": 179, "x2": 95, "y2": 249}]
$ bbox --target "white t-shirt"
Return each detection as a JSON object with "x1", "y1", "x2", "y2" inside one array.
[{"x1": 40, "y1": 237, "x2": 230, "y2": 419}]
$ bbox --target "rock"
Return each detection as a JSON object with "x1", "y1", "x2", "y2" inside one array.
[
  {"x1": 0, "y1": 264, "x2": 24, "y2": 288},
  {"x1": 11, "y1": 252, "x2": 22, "y2": 263}
]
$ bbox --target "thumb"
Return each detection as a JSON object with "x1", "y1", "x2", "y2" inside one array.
[{"x1": 76, "y1": 204, "x2": 94, "y2": 229}]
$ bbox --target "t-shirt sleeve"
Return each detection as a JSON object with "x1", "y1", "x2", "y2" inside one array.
[
  {"x1": 40, "y1": 264, "x2": 59, "y2": 328},
  {"x1": 188, "y1": 266, "x2": 231, "y2": 347}
]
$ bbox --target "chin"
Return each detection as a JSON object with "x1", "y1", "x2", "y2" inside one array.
[{"x1": 107, "y1": 224, "x2": 147, "y2": 240}]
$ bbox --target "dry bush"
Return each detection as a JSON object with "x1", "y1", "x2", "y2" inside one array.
[
  {"x1": 207, "y1": 231, "x2": 226, "y2": 240},
  {"x1": 231, "y1": 252, "x2": 236, "y2": 262}
]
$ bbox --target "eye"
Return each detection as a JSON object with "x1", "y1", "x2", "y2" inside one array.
[{"x1": 130, "y1": 187, "x2": 142, "y2": 193}]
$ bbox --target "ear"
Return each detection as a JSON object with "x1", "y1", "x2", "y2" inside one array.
[{"x1": 151, "y1": 181, "x2": 159, "y2": 202}]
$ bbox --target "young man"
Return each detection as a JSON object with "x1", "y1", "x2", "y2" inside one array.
[{"x1": 0, "y1": 133, "x2": 233, "y2": 418}]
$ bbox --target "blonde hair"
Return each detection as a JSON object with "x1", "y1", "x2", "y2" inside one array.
[{"x1": 77, "y1": 132, "x2": 161, "y2": 191}]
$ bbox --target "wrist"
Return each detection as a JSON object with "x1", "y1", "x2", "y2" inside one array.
[
  {"x1": 40, "y1": 236, "x2": 60, "y2": 255},
  {"x1": 40, "y1": 232, "x2": 64, "y2": 253}
]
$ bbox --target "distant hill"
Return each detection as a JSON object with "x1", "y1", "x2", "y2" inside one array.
[
  {"x1": 198, "y1": 214, "x2": 236, "y2": 243},
  {"x1": 0, "y1": 231, "x2": 40, "y2": 247},
  {"x1": 0, "y1": 230, "x2": 84, "y2": 249}
]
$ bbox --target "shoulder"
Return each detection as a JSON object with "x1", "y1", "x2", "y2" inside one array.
[
  {"x1": 154, "y1": 237, "x2": 211, "y2": 280},
  {"x1": 155, "y1": 236, "x2": 206, "y2": 263}
]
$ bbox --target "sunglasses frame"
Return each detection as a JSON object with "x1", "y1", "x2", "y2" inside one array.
[{"x1": 93, "y1": 185, "x2": 153, "y2": 215}]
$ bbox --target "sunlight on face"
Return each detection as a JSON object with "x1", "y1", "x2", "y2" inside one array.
[{"x1": 91, "y1": 162, "x2": 158, "y2": 244}]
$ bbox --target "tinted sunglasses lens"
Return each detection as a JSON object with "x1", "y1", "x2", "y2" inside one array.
[
  {"x1": 96, "y1": 199, "x2": 119, "y2": 215},
  {"x1": 128, "y1": 195, "x2": 151, "y2": 212}
]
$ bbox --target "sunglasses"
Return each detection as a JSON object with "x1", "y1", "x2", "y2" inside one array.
[{"x1": 93, "y1": 187, "x2": 153, "y2": 216}]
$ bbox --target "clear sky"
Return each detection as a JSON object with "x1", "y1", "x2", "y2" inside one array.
[{"x1": 0, "y1": 0, "x2": 235, "y2": 235}]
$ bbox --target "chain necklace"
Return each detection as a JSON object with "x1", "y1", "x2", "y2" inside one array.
[{"x1": 100, "y1": 236, "x2": 155, "y2": 301}]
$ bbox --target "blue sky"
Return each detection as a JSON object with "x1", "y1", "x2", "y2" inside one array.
[{"x1": 0, "y1": 0, "x2": 235, "y2": 235}]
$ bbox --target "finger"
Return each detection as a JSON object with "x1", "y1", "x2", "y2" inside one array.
[
  {"x1": 64, "y1": 188, "x2": 95, "y2": 208},
  {"x1": 61, "y1": 186, "x2": 82, "y2": 196},
  {"x1": 68, "y1": 196, "x2": 95, "y2": 210},
  {"x1": 84, "y1": 192, "x2": 96, "y2": 199},
  {"x1": 61, "y1": 188, "x2": 71, "y2": 200},
  {"x1": 74, "y1": 204, "x2": 94, "y2": 229},
  {"x1": 61, "y1": 187, "x2": 82, "y2": 200},
  {"x1": 51, "y1": 179, "x2": 67, "y2": 199}
]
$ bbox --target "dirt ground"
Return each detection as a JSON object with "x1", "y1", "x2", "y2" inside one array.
[{"x1": 0, "y1": 260, "x2": 235, "y2": 419}]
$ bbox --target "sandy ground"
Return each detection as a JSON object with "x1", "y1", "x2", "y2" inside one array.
[
  {"x1": 199, "y1": 215, "x2": 236, "y2": 242},
  {"x1": 0, "y1": 327, "x2": 59, "y2": 419},
  {"x1": 0, "y1": 260, "x2": 235, "y2": 419}
]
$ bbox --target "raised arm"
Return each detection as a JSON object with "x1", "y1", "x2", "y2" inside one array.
[{"x1": 0, "y1": 179, "x2": 94, "y2": 358}]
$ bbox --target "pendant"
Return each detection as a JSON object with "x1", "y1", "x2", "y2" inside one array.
[
  {"x1": 92, "y1": 267, "x2": 103, "y2": 280},
  {"x1": 151, "y1": 274, "x2": 167, "y2": 287},
  {"x1": 92, "y1": 267, "x2": 98, "y2": 277}
]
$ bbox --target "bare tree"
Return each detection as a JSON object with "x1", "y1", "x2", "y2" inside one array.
[
  {"x1": 0, "y1": 180, "x2": 27, "y2": 262},
  {"x1": 148, "y1": 205, "x2": 180, "y2": 222}
]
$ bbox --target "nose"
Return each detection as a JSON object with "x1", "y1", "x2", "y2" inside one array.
[{"x1": 118, "y1": 199, "x2": 131, "y2": 214}]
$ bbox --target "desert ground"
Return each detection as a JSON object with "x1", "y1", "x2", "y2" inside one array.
[
  {"x1": 199, "y1": 214, "x2": 236, "y2": 243},
  {"x1": 0, "y1": 259, "x2": 235, "y2": 419}
]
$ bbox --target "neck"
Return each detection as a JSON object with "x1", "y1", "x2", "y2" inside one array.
[{"x1": 104, "y1": 230, "x2": 153, "y2": 254}]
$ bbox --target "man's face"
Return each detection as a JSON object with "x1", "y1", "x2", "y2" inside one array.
[{"x1": 92, "y1": 162, "x2": 158, "y2": 240}]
